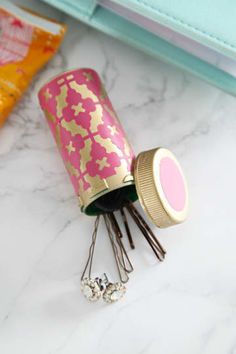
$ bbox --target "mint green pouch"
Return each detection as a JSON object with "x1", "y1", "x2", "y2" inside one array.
[{"x1": 41, "y1": 0, "x2": 236, "y2": 95}]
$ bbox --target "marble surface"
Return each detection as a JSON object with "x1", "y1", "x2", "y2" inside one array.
[{"x1": 1, "y1": 1, "x2": 236, "y2": 353}]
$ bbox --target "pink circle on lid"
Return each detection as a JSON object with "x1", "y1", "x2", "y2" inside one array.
[{"x1": 159, "y1": 157, "x2": 186, "y2": 212}]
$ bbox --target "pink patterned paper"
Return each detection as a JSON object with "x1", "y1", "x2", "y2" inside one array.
[{"x1": 0, "y1": 13, "x2": 33, "y2": 66}]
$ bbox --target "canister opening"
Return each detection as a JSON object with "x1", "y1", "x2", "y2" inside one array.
[{"x1": 84, "y1": 184, "x2": 138, "y2": 216}]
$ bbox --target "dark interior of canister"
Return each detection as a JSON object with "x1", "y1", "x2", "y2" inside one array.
[{"x1": 84, "y1": 184, "x2": 138, "y2": 216}]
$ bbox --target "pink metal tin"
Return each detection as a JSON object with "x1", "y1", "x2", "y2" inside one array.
[{"x1": 38, "y1": 68, "x2": 136, "y2": 215}]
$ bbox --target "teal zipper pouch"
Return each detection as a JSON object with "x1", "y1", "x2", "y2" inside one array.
[{"x1": 41, "y1": 0, "x2": 236, "y2": 95}]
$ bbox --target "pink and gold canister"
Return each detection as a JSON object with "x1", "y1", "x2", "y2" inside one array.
[{"x1": 38, "y1": 68, "x2": 137, "y2": 215}]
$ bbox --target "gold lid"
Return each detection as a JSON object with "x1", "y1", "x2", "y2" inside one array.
[{"x1": 134, "y1": 148, "x2": 188, "y2": 228}]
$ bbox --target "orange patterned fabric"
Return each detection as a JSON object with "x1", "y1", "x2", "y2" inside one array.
[{"x1": 0, "y1": 5, "x2": 66, "y2": 127}]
